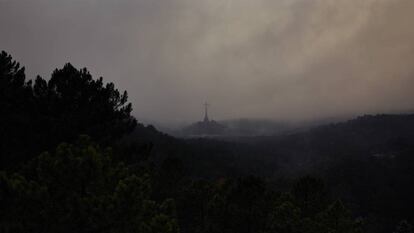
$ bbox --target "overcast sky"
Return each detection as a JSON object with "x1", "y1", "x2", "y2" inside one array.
[{"x1": 1, "y1": 0, "x2": 414, "y2": 124}]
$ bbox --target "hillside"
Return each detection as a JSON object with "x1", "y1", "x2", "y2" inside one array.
[{"x1": 169, "y1": 114, "x2": 414, "y2": 233}]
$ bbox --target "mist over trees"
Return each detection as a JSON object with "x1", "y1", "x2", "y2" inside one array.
[{"x1": 1, "y1": 51, "x2": 413, "y2": 233}]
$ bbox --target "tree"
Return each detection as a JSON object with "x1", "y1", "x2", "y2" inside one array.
[
  {"x1": 0, "y1": 51, "x2": 137, "y2": 169},
  {"x1": 0, "y1": 51, "x2": 31, "y2": 99},
  {"x1": 0, "y1": 172, "x2": 46, "y2": 232},
  {"x1": 292, "y1": 176, "x2": 330, "y2": 217},
  {"x1": 33, "y1": 63, "x2": 137, "y2": 146},
  {"x1": 0, "y1": 136, "x2": 178, "y2": 233},
  {"x1": 267, "y1": 200, "x2": 301, "y2": 233},
  {"x1": 394, "y1": 220, "x2": 413, "y2": 233},
  {"x1": 206, "y1": 176, "x2": 269, "y2": 233},
  {"x1": 0, "y1": 51, "x2": 35, "y2": 168},
  {"x1": 317, "y1": 200, "x2": 362, "y2": 233}
]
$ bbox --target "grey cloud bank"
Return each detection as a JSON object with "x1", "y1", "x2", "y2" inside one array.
[{"x1": 1, "y1": 0, "x2": 414, "y2": 124}]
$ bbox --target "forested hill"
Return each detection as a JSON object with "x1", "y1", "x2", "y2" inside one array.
[
  {"x1": 283, "y1": 114, "x2": 414, "y2": 156},
  {"x1": 252, "y1": 113, "x2": 414, "y2": 164},
  {"x1": 166, "y1": 113, "x2": 414, "y2": 179},
  {"x1": 165, "y1": 114, "x2": 414, "y2": 233},
  {"x1": 2, "y1": 50, "x2": 413, "y2": 233}
]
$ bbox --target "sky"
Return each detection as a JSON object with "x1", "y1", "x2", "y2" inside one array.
[{"x1": 1, "y1": 0, "x2": 414, "y2": 125}]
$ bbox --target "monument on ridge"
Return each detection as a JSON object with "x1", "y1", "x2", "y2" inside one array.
[
  {"x1": 182, "y1": 102, "x2": 227, "y2": 136},
  {"x1": 203, "y1": 102, "x2": 209, "y2": 122}
]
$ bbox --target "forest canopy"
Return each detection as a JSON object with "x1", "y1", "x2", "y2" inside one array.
[
  {"x1": 1, "y1": 51, "x2": 413, "y2": 233},
  {"x1": 0, "y1": 51, "x2": 136, "y2": 169}
]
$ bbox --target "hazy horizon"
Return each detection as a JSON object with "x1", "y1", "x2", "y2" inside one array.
[{"x1": 2, "y1": 0, "x2": 414, "y2": 124}]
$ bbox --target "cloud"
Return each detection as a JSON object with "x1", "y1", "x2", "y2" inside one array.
[{"x1": 1, "y1": 0, "x2": 414, "y2": 123}]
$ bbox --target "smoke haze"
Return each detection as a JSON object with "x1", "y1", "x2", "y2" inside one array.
[{"x1": 1, "y1": 0, "x2": 414, "y2": 124}]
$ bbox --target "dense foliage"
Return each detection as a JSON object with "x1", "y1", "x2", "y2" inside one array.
[
  {"x1": 1, "y1": 136, "x2": 178, "y2": 233},
  {"x1": 0, "y1": 51, "x2": 136, "y2": 170},
  {"x1": 1, "y1": 51, "x2": 413, "y2": 233}
]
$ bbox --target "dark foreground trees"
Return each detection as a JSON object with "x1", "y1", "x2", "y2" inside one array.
[
  {"x1": 173, "y1": 176, "x2": 361, "y2": 233},
  {"x1": 0, "y1": 51, "x2": 136, "y2": 169},
  {"x1": 0, "y1": 136, "x2": 178, "y2": 233},
  {"x1": 1, "y1": 51, "x2": 411, "y2": 233}
]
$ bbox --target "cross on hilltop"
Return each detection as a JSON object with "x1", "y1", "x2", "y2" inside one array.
[{"x1": 203, "y1": 102, "x2": 210, "y2": 122}]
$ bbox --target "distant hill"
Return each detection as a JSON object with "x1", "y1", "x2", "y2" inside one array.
[
  {"x1": 219, "y1": 118, "x2": 292, "y2": 136},
  {"x1": 260, "y1": 114, "x2": 414, "y2": 158},
  {"x1": 119, "y1": 114, "x2": 414, "y2": 233},
  {"x1": 165, "y1": 113, "x2": 414, "y2": 177},
  {"x1": 123, "y1": 113, "x2": 414, "y2": 178},
  {"x1": 176, "y1": 118, "x2": 292, "y2": 137},
  {"x1": 179, "y1": 120, "x2": 227, "y2": 137},
  {"x1": 174, "y1": 117, "x2": 349, "y2": 138}
]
